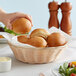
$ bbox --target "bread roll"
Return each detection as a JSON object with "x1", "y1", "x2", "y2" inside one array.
[
  {"x1": 12, "y1": 18, "x2": 32, "y2": 34},
  {"x1": 47, "y1": 32, "x2": 66, "y2": 47},
  {"x1": 17, "y1": 35, "x2": 28, "y2": 43},
  {"x1": 0, "y1": 35, "x2": 4, "y2": 38},
  {"x1": 30, "y1": 28, "x2": 50, "y2": 40},
  {"x1": 17, "y1": 36, "x2": 47, "y2": 47},
  {"x1": 28, "y1": 37, "x2": 47, "y2": 47}
]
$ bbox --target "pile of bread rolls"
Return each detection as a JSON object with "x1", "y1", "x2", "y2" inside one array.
[
  {"x1": 17, "y1": 28, "x2": 67, "y2": 47},
  {"x1": 1, "y1": 17, "x2": 66, "y2": 47}
]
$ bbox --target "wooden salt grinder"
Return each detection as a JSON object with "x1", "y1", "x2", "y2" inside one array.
[
  {"x1": 60, "y1": 2, "x2": 72, "y2": 35},
  {"x1": 48, "y1": 1, "x2": 59, "y2": 28}
]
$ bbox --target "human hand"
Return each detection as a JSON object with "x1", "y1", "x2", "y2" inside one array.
[{"x1": 1, "y1": 12, "x2": 33, "y2": 30}]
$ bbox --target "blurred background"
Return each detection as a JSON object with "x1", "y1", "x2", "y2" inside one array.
[{"x1": 0, "y1": 0, "x2": 75, "y2": 35}]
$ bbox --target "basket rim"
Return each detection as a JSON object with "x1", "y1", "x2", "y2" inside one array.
[{"x1": 8, "y1": 41, "x2": 67, "y2": 50}]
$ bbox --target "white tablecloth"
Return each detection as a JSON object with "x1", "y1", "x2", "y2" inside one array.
[{"x1": 0, "y1": 37, "x2": 76, "y2": 76}]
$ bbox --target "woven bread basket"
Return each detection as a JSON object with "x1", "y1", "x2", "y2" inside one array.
[
  {"x1": 8, "y1": 42, "x2": 67, "y2": 64},
  {"x1": 0, "y1": 27, "x2": 70, "y2": 64}
]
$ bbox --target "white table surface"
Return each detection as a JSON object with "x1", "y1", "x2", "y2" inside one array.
[{"x1": 0, "y1": 37, "x2": 76, "y2": 76}]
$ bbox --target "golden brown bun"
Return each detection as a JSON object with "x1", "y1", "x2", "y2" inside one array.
[
  {"x1": 28, "y1": 37, "x2": 47, "y2": 47},
  {"x1": 12, "y1": 18, "x2": 32, "y2": 34},
  {"x1": 30, "y1": 28, "x2": 50, "y2": 40},
  {"x1": 0, "y1": 35, "x2": 4, "y2": 38},
  {"x1": 17, "y1": 35, "x2": 28, "y2": 43},
  {"x1": 17, "y1": 36, "x2": 47, "y2": 47},
  {"x1": 47, "y1": 32, "x2": 66, "y2": 47}
]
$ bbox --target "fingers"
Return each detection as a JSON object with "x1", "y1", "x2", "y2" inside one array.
[
  {"x1": 29, "y1": 15, "x2": 33, "y2": 26},
  {"x1": 6, "y1": 12, "x2": 33, "y2": 30},
  {"x1": 6, "y1": 21, "x2": 12, "y2": 30}
]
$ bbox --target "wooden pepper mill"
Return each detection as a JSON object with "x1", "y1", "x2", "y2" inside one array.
[
  {"x1": 60, "y1": 0, "x2": 72, "y2": 35},
  {"x1": 48, "y1": 0, "x2": 59, "y2": 28}
]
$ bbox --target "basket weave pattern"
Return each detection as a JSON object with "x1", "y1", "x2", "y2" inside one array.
[{"x1": 9, "y1": 42, "x2": 66, "y2": 64}]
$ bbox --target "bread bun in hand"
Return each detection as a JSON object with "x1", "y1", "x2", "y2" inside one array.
[
  {"x1": 17, "y1": 36, "x2": 47, "y2": 47},
  {"x1": 30, "y1": 28, "x2": 50, "y2": 40},
  {"x1": 12, "y1": 18, "x2": 32, "y2": 34},
  {"x1": 47, "y1": 32, "x2": 66, "y2": 47}
]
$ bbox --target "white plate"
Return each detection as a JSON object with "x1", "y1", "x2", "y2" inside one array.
[
  {"x1": 0, "y1": 38, "x2": 7, "y2": 44},
  {"x1": 42, "y1": 60, "x2": 76, "y2": 76},
  {"x1": 51, "y1": 60, "x2": 76, "y2": 76}
]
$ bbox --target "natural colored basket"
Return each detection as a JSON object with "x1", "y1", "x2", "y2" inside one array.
[
  {"x1": 0, "y1": 27, "x2": 71, "y2": 64},
  {"x1": 8, "y1": 42, "x2": 67, "y2": 64}
]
